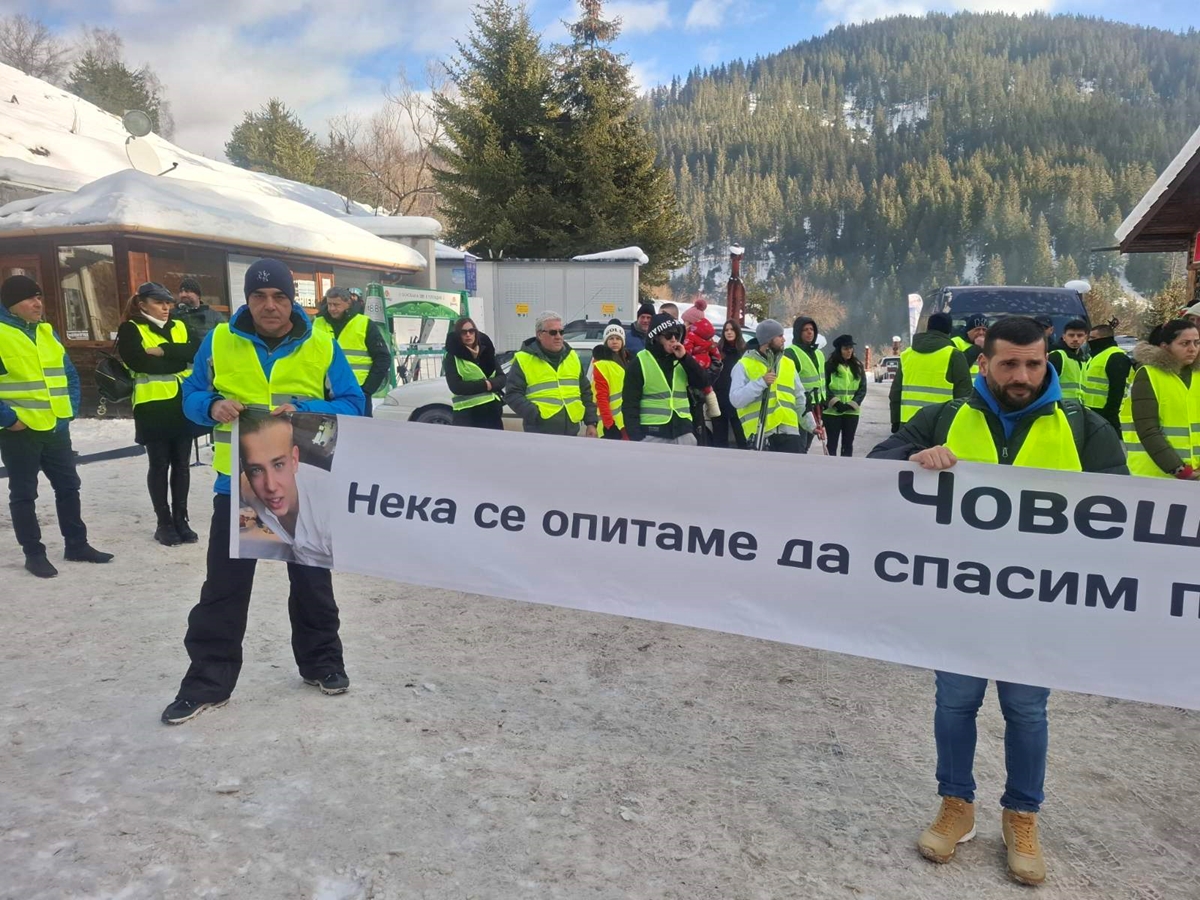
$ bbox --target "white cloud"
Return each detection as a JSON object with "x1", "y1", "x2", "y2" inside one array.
[
  {"x1": 606, "y1": 1, "x2": 671, "y2": 33},
  {"x1": 628, "y1": 58, "x2": 669, "y2": 92},
  {"x1": 685, "y1": 0, "x2": 735, "y2": 30},
  {"x1": 818, "y1": 0, "x2": 1054, "y2": 26}
]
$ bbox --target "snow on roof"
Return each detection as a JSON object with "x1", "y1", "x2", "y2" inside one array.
[
  {"x1": 1115, "y1": 121, "x2": 1200, "y2": 245},
  {"x1": 0, "y1": 62, "x2": 367, "y2": 219},
  {"x1": 570, "y1": 247, "x2": 649, "y2": 264},
  {"x1": 435, "y1": 242, "x2": 477, "y2": 261},
  {"x1": 0, "y1": 170, "x2": 426, "y2": 271},
  {"x1": 350, "y1": 215, "x2": 442, "y2": 239}
]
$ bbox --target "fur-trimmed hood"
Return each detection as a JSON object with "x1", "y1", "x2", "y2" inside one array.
[{"x1": 1132, "y1": 341, "x2": 1200, "y2": 374}]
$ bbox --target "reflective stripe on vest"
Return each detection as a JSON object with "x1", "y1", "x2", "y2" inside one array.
[
  {"x1": 944, "y1": 404, "x2": 1082, "y2": 471},
  {"x1": 637, "y1": 350, "x2": 691, "y2": 425},
  {"x1": 825, "y1": 363, "x2": 862, "y2": 417},
  {"x1": 736, "y1": 352, "x2": 799, "y2": 435},
  {"x1": 313, "y1": 315, "x2": 372, "y2": 385},
  {"x1": 1082, "y1": 346, "x2": 1123, "y2": 409},
  {"x1": 131, "y1": 320, "x2": 192, "y2": 407},
  {"x1": 514, "y1": 350, "x2": 584, "y2": 423},
  {"x1": 591, "y1": 358, "x2": 626, "y2": 434},
  {"x1": 450, "y1": 355, "x2": 500, "y2": 411},
  {"x1": 1050, "y1": 350, "x2": 1084, "y2": 403},
  {"x1": 899, "y1": 345, "x2": 956, "y2": 422},
  {"x1": 1118, "y1": 366, "x2": 1200, "y2": 478},
  {"x1": 0, "y1": 321, "x2": 71, "y2": 430},
  {"x1": 209, "y1": 324, "x2": 335, "y2": 475},
  {"x1": 787, "y1": 346, "x2": 824, "y2": 404}
]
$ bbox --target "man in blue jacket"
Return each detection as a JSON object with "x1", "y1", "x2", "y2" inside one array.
[
  {"x1": 162, "y1": 259, "x2": 365, "y2": 725},
  {"x1": 0, "y1": 275, "x2": 112, "y2": 578}
]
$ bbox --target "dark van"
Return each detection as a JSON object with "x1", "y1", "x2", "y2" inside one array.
[{"x1": 926, "y1": 285, "x2": 1090, "y2": 342}]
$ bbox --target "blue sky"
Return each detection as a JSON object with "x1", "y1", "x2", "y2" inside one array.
[{"x1": 5, "y1": 0, "x2": 1197, "y2": 157}]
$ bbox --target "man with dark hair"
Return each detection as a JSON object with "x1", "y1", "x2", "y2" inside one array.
[
  {"x1": 315, "y1": 287, "x2": 392, "y2": 415},
  {"x1": 889, "y1": 312, "x2": 971, "y2": 433},
  {"x1": 1083, "y1": 322, "x2": 1131, "y2": 433},
  {"x1": 785, "y1": 316, "x2": 828, "y2": 452},
  {"x1": 625, "y1": 303, "x2": 655, "y2": 354},
  {"x1": 869, "y1": 315, "x2": 1126, "y2": 888},
  {"x1": 1049, "y1": 318, "x2": 1088, "y2": 402},
  {"x1": 175, "y1": 275, "x2": 227, "y2": 339}
]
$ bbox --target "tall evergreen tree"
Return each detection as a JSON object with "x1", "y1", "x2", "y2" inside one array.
[
  {"x1": 66, "y1": 51, "x2": 167, "y2": 134},
  {"x1": 225, "y1": 99, "x2": 320, "y2": 183},
  {"x1": 983, "y1": 254, "x2": 1006, "y2": 286},
  {"x1": 433, "y1": 0, "x2": 572, "y2": 258}
]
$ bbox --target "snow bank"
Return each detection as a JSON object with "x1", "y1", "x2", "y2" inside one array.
[
  {"x1": 571, "y1": 247, "x2": 649, "y2": 264},
  {"x1": 352, "y1": 216, "x2": 442, "y2": 239},
  {"x1": 0, "y1": 170, "x2": 426, "y2": 271}
]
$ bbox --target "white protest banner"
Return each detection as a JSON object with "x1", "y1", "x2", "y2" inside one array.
[{"x1": 232, "y1": 414, "x2": 1200, "y2": 710}]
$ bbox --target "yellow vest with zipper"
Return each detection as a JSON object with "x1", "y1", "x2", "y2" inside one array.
[
  {"x1": 209, "y1": 324, "x2": 335, "y2": 476},
  {"x1": 825, "y1": 363, "x2": 862, "y2": 417},
  {"x1": 736, "y1": 352, "x2": 799, "y2": 436},
  {"x1": 591, "y1": 358, "x2": 625, "y2": 434},
  {"x1": 1050, "y1": 349, "x2": 1083, "y2": 403},
  {"x1": 131, "y1": 320, "x2": 192, "y2": 407},
  {"x1": 1118, "y1": 366, "x2": 1200, "y2": 478},
  {"x1": 636, "y1": 350, "x2": 691, "y2": 425},
  {"x1": 313, "y1": 314, "x2": 372, "y2": 386},
  {"x1": 0, "y1": 321, "x2": 71, "y2": 430},
  {"x1": 450, "y1": 355, "x2": 500, "y2": 412},
  {"x1": 1083, "y1": 346, "x2": 1123, "y2": 409},
  {"x1": 899, "y1": 345, "x2": 957, "y2": 422},
  {"x1": 513, "y1": 349, "x2": 584, "y2": 423},
  {"x1": 944, "y1": 403, "x2": 1082, "y2": 471}
]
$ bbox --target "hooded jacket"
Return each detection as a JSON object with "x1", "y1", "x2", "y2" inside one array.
[
  {"x1": 683, "y1": 318, "x2": 721, "y2": 370},
  {"x1": 444, "y1": 329, "x2": 506, "y2": 400},
  {"x1": 503, "y1": 336, "x2": 598, "y2": 435},
  {"x1": 786, "y1": 317, "x2": 824, "y2": 409},
  {"x1": 318, "y1": 308, "x2": 393, "y2": 396},
  {"x1": 869, "y1": 366, "x2": 1127, "y2": 475},
  {"x1": 1127, "y1": 341, "x2": 1200, "y2": 475},
  {"x1": 624, "y1": 339, "x2": 708, "y2": 441},
  {"x1": 1085, "y1": 335, "x2": 1133, "y2": 428},
  {"x1": 0, "y1": 306, "x2": 80, "y2": 431},
  {"x1": 182, "y1": 301, "x2": 365, "y2": 495},
  {"x1": 888, "y1": 330, "x2": 972, "y2": 429}
]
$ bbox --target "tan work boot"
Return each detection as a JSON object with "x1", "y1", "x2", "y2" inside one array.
[
  {"x1": 1002, "y1": 809, "x2": 1046, "y2": 886},
  {"x1": 917, "y1": 797, "x2": 976, "y2": 863}
]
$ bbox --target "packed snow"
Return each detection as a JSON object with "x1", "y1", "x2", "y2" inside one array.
[
  {"x1": 350, "y1": 216, "x2": 442, "y2": 239},
  {"x1": 0, "y1": 170, "x2": 427, "y2": 272},
  {"x1": 571, "y1": 247, "x2": 650, "y2": 264}
]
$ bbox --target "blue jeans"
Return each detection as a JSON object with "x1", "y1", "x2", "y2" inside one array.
[{"x1": 934, "y1": 672, "x2": 1050, "y2": 813}]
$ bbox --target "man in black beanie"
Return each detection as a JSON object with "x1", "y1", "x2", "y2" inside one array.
[
  {"x1": 0, "y1": 275, "x2": 113, "y2": 578},
  {"x1": 175, "y1": 274, "x2": 227, "y2": 339},
  {"x1": 889, "y1": 311, "x2": 971, "y2": 433},
  {"x1": 625, "y1": 302, "x2": 655, "y2": 354}
]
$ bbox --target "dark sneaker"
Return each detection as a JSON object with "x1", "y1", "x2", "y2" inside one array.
[
  {"x1": 161, "y1": 698, "x2": 229, "y2": 725},
  {"x1": 303, "y1": 672, "x2": 350, "y2": 695},
  {"x1": 154, "y1": 523, "x2": 182, "y2": 546},
  {"x1": 64, "y1": 544, "x2": 114, "y2": 564},
  {"x1": 25, "y1": 555, "x2": 58, "y2": 579},
  {"x1": 174, "y1": 518, "x2": 199, "y2": 543}
]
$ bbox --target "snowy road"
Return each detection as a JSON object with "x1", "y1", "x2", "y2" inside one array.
[{"x1": 1, "y1": 396, "x2": 1198, "y2": 899}]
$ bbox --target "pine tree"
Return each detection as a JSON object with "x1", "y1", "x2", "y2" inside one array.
[
  {"x1": 1030, "y1": 214, "x2": 1056, "y2": 285},
  {"x1": 66, "y1": 51, "x2": 167, "y2": 134},
  {"x1": 225, "y1": 99, "x2": 320, "y2": 183},
  {"x1": 983, "y1": 254, "x2": 1006, "y2": 285},
  {"x1": 433, "y1": 0, "x2": 572, "y2": 258}
]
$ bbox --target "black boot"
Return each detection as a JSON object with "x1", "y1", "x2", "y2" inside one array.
[
  {"x1": 64, "y1": 544, "x2": 114, "y2": 563},
  {"x1": 154, "y1": 506, "x2": 181, "y2": 546},
  {"x1": 173, "y1": 510, "x2": 199, "y2": 544},
  {"x1": 25, "y1": 555, "x2": 58, "y2": 578}
]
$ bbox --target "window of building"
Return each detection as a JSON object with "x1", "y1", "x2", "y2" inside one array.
[
  {"x1": 138, "y1": 243, "x2": 231, "y2": 313},
  {"x1": 57, "y1": 244, "x2": 119, "y2": 343}
]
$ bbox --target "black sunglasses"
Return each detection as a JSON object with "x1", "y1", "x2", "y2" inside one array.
[
  {"x1": 460, "y1": 327, "x2": 477, "y2": 335},
  {"x1": 543, "y1": 329, "x2": 565, "y2": 337}
]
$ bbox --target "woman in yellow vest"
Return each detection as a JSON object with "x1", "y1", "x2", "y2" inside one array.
[
  {"x1": 117, "y1": 282, "x2": 201, "y2": 546},
  {"x1": 1121, "y1": 319, "x2": 1200, "y2": 479},
  {"x1": 823, "y1": 334, "x2": 866, "y2": 456},
  {"x1": 443, "y1": 317, "x2": 506, "y2": 429},
  {"x1": 592, "y1": 323, "x2": 631, "y2": 439}
]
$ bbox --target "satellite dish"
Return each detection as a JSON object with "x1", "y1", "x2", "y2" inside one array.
[
  {"x1": 126, "y1": 136, "x2": 162, "y2": 174},
  {"x1": 122, "y1": 109, "x2": 153, "y2": 137}
]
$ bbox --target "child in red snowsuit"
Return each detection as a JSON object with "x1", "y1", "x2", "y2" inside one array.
[{"x1": 681, "y1": 299, "x2": 722, "y2": 419}]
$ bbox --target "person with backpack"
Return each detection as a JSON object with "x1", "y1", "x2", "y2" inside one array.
[
  {"x1": 868, "y1": 316, "x2": 1126, "y2": 887},
  {"x1": 117, "y1": 282, "x2": 203, "y2": 546}
]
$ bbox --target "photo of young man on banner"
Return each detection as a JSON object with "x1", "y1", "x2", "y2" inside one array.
[{"x1": 232, "y1": 411, "x2": 339, "y2": 568}]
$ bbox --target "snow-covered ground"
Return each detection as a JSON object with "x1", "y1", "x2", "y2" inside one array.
[{"x1": 2, "y1": 390, "x2": 1198, "y2": 899}]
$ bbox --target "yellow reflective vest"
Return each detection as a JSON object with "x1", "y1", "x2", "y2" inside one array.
[
  {"x1": 952, "y1": 335, "x2": 972, "y2": 353},
  {"x1": 825, "y1": 363, "x2": 862, "y2": 417},
  {"x1": 944, "y1": 403, "x2": 1082, "y2": 471},
  {"x1": 313, "y1": 314, "x2": 373, "y2": 386},
  {"x1": 1118, "y1": 366, "x2": 1200, "y2": 478},
  {"x1": 636, "y1": 350, "x2": 691, "y2": 425},
  {"x1": 787, "y1": 345, "x2": 825, "y2": 405},
  {"x1": 449, "y1": 355, "x2": 500, "y2": 412},
  {"x1": 1049, "y1": 349, "x2": 1084, "y2": 403},
  {"x1": 591, "y1": 358, "x2": 625, "y2": 434},
  {"x1": 736, "y1": 351, "x2": 799, "y2": 436},
  {"x1": 0, "y1": 320, "x2": 71, "y2": 430},
  {"x1": 899, "y1": 345, "x2": 957, "y2": 422},
  {"x1": 513, "y1": 349, "x2": 585, "y2": 424},
  {"x1": 131, "y1": 320, "x2": 192, "y2": 407},
  {"x1": 209, "y1": 324, "x2": 335, "y2": 476},
  {"x1": 1082, "y1": 346, "x2": 1123, "y2": 410}
]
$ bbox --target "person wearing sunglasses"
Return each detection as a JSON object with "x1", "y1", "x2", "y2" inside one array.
[
  {"x1": 624, "y1": 313, "x2": 710, "y2": 445},
  {"x1": 445, "y1": 317, "x2": 506, "y2": 429},
  {"x1": 505, "y1": 311, "x2": 597, "y2": 437}
]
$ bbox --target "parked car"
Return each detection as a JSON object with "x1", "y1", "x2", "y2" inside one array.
[
  {"x1": 926, "y1": 285, "x2": 1090, "y2": 343},
  {"x1": 874, "y1": 355, "x2": 900, "y2": 383},
  {"x1": 377, "y1": 344, "x2": 594, "y2": 429}
]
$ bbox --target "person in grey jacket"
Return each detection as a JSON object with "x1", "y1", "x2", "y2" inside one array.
[
  {"x1": 728, "y1": 319, "x2": 816, "y2": 452},
  {"x1": 504, "y1": 311, "x2": 598, "y2": 436}
]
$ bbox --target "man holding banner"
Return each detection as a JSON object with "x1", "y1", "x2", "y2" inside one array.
[
  {"x1": 161, "y1": 259, "x2": 365, "y2": 726},
  {"x1": 870, "y1": 315, "x2": 1127, "y2": 887}
]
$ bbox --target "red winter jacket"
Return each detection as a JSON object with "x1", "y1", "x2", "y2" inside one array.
[{"x1": 684, "y1": 319, "x2": 721, "y2": 370}]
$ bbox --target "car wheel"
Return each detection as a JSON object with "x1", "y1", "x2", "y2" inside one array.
[{"x1": 414, "y1": 406, "x2": 454, "y2": 425}]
